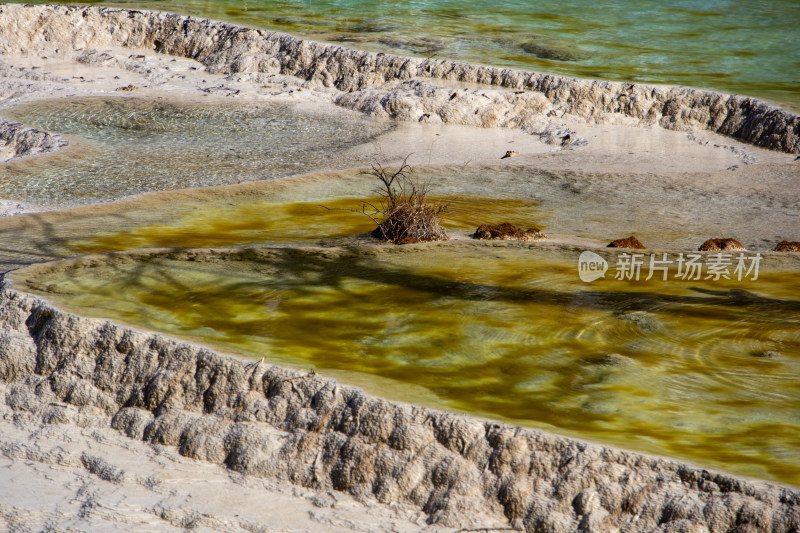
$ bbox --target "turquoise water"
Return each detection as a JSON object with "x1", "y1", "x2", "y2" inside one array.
[{"x1": 17, "y1": 0, "x2": 800, "y2": 109}]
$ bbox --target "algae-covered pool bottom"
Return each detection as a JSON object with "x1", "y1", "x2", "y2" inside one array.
[
  {"x1": 20, "y1": 244, "x2": 800, "y2": 485},
  {"x1": 66, "y1": 195, "x2": 546, "y2": 253}
]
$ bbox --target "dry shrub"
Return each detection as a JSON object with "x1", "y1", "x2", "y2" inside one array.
[
  {"x1": 698, "y1": 238, "x2": 745, "y2": 251},
  {"x1": 775, "y1": 241, "x2": 800, "y2": 252},
  {"x1": 607, "y1": 236, "x2": 645, "y2": 249},
  {"x1": 368, "y1": 157, "x2": 448, "y2": 244},
  {"x1": 324, "y1": 156, "x2": 449, "y2": 245},
  {"x1": 372, "y1": 202, "x2": 448, "y2": 244}
]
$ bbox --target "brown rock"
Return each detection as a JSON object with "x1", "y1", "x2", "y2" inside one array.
[
  {"x1": 698, "y1": 238, "x2": 745, "y2": 251},
  {"x1": 775, "y1": 241, "x2": 800, "y2": 252},
  {"x1": 472, "y1": 222, "x2": 546, "y2": 242},
  {"x1": 115, "y1": 84, "x2": 138, "y2": 91},
  {"x1": 607, "y1": 236, "x2": 645, "y2": 249}
]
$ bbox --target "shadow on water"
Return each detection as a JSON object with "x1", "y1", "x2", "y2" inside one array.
[
  {"x1": 0, "y1": 209, "x2": 137, "y2": 271},
  {"x1": 232, "y1": 246, "x2": 800, "y2": 314}
]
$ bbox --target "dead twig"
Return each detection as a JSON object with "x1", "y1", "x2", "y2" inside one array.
[
  {"x1": 0, "y1": 267, "x2": 20, "y2": 278},
  {"x1": 281, "y1": 370, "x2": 316, "y2": 384},
  {"x1": 0, "y1": 267, "x2": 18, "y2": 289},
  {"x1": 456, "y1": 527, "x2": 525, "y2": 533},
  {"x1": 323, "y1": 154, "x2": 449, "y2": 244}
]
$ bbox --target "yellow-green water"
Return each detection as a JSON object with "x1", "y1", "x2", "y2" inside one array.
[
  {"x1": 13, "y1": 0, "x2": 800, "y2": 110},
  {"x1": 66, "y1": 196, "x2": 546, "y2": 253},
  {"x1": 23, "y1": 245, "x2": 800, "y2": 485}
]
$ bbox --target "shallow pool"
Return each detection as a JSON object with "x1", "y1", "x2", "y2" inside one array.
[{"x1": 1, "y1": 97, "x2": 391, "y2": 206}]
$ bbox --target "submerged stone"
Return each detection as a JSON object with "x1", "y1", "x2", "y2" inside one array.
[
  {"x1": 614, "y1": 311, "x2": 663, "y2": 334},
  {"x1": 377, "y1": 36, "x2": 445, "y2": 54},
  {"x1": 521, "y1": 40, "x2": 590, "y2": 61},
  {"x1": 351, "y1": 21, "x2": 400, "y2": 33},
  {"x1": 332, "y1": 33, "x2": 369, "y2": 44},
  {"x1": 593, "y1": 353, "x2": 636, "y2": 367},
  {"x1": 751, "y1": 350, "x2": 781, "y2": 359}
]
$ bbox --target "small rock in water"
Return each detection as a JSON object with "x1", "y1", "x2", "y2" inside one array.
[
  {"x1": 615, "y1": 311, "x2": 662, "y2": 334},
  {"x1": 597, "y1": 353, "x2": 636, "y2": 367},
  {"x1": 751, "y1": 350, "x2": 780, "y2": 359},
  {"x1": 521, "y1": 39, "x2": 590, "y2": 61},
  {"x1": 607, "y1": 236, "x2": 645, "y2": 249},
  {"x1": 377, "y1": 36, "x2": 445, "y2": 54},
  {"x1": 332, "y1": 33, "x2": 368, "y2": 44},
  {"x1": 774, "y1": 240, "x2": 800, "y2": 252},
  {"x1": 472, "y1": 222, "x2": 546, "y2": 242},
  {"x1": 698, "y1": 238, "x2": 745, "y2": 251},
  {"x1": 271, "y1": 16, "x2": 320, "y2": 26}
]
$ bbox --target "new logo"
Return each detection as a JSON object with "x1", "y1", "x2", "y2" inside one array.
[{"x1": 578, "y1": 251, "x2": 608, "y2": 282}]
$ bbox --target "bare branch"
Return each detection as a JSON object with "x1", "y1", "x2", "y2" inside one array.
[
  {"x1": 281, "y1": 369, "x2": 317, "y2": 384},
  {"x1": 321, "y1": 153, "x2": 447, "y2": 245},
  {"x1": 456, "y1": 527, "x2": 525, "y2": 533}
]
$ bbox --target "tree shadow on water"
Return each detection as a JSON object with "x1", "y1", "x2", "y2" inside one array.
[
  {"x1": 263, "y1": 246, "x2": 800, "y2": 317},
  {"x1": 14, "y1": 244, "x2": 800, "y2": 333}
]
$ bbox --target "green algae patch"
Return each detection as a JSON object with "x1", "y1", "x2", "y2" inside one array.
[{"x1": 16, "y1": 244, "x2": 800, "y2": 485}]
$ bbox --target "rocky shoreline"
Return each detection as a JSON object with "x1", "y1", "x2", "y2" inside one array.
[
  {"x1": 0, "y1": 3, "x2": 798, "y2": 155},
  {"x1": 2, "y1": 284, "x2": 798, "y2": 531}
]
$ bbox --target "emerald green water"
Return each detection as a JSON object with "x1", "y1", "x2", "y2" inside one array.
[
  {"x1": 16, "y1": 0, "x2": 800, "y2": 109},
  {"x1": 21, "y1": 246, "x2": 800, "y2": 485}
]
